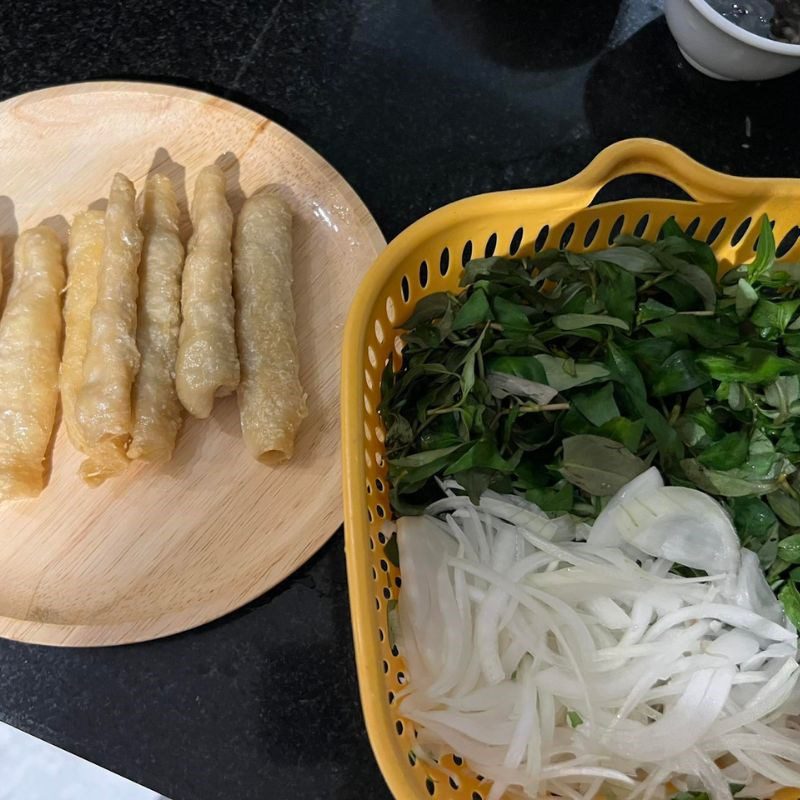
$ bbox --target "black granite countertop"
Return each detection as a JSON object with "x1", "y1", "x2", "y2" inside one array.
[{"x1": 1, "y1": 1, "x2": 799, "y2": 799}]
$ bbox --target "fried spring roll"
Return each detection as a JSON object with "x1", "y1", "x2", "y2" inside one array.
[
  {"x1": 0, "y1": 227, "x2": 65, "y2": 499},
  {"x1": 74, "y1": 173, "x2": 143, "y2": 484},
  {"x1": 128, "y1": 175, "x2": 184, "y2": 462},
  {"x1": 61, "y1": 210, "x2": 104, "y2": 453},
  {"x1": 176, "y1": 165, "x2": 239, "y2": 419},
  {"x1": 233, "y1": 189, "x2": 307, "y2": 464}
]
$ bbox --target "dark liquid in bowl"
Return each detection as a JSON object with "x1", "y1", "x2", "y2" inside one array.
[
  {"x1": 706, "y1": 0, "x2": 800, "y2": 42},
  {"x1": 705, "y1": 0, "x2": 774, "y2": 36}
]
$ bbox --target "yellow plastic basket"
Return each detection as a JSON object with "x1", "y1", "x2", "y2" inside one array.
[{"x1": 341, "y1": 138, "x2": 800, "y2": 800}]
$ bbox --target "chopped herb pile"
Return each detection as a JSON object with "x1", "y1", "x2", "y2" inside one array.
[{"x1": 380, "y1": 216, "x2": 800, "y2": 622}]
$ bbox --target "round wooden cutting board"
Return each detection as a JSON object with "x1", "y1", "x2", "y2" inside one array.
[{"x1": 0, "y1": 81, "x2": 385, "y2": 646}]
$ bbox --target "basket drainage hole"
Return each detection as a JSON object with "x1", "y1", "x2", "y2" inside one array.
[
  {"x1": 380, "y1": 558, "x2": 388, "y2": 572},
  {"x1": 396, "y1": 720, "x2": 404, "y2": 735},
  {"x1": 559, "y1": 222, "x2": 576, "y2": 249},
  {"x1": 685, "y1": 216, "x2": 701, "y2": 238},
  {"x1": 383, "y1": 587, "x2": 392, "y2": 600},
  {"x1": 401, "y1": 275, "x2": 411, "y2": 303},
  {"x1": 376, "y1": 504, "x2": 385, "y2": 518},
  {"x1": 368, "y1": 536, "x2": 375, "y2": 550},
  {"x1": 408, "y1": 751, "x2": 417, "y2": 766},
  {"x1": 583, "y1": 218, "x2": 600, "y2": 247},
  {"x1": 484, "y1": 232, "x2": 498, "y2": 257},
  {"x1": 731, "y1": 217, "x2": 752, "y2": 246},
  {"x1": 509, "y1": 226, "x2": 524, "y2": 255},
  {"x1": 634, "y1": 213, "x2": 650, "y2": 238},
  {"x1": 419, "y1": 260, "x2": 429, "y2": 288},
  {"x1": 778, "y1": 225, "x2": 800, "y2": 257},
  {"x1": 426, "y1": 777, "x2": 436, "y2": 796},
  {"x1": 462, "y1": 240, "x2": 473, "y2": 266},
  {"x1": 383, "y1": 660, "x2": 389, "y2": 674},
  {"x1": 608, "y1": 214, "x2": 625, "y2": 245},
  {"x1": 706, "y1": 217, "x2": 727, "y2": 245},
  {"x1": 449, "y1": 776, "x2": 459, "y2": 790},
  {"x1": 378, "y1": 531, "x2": 386, "y2": 544},
  {"x1": 378, "y1": 627, "x2": 385, "y2": 641},
  {"x1": 389, "y1": 690, "x2": 396, "y2": 704},
  {"x1": 375, "y1": 477, "x2": 384, "y2": 492},
  {"x1": 439, "y1": 247, "x2": 450, "y2": 276},
  {"x1": 535, "y1": 224, "x2": 550, "y2": 252},
  {"x1": 472, "y1": 793, "x2": 483, "y2": 800},
  {"x1": 371, "y1": 567, "x2": 377, "y2": 580},
  {"x1": 453, "y1": 755, "x2": 463, "y2": 766}
]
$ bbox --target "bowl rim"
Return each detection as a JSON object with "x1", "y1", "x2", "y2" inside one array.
[{"x1": 685, "y1": 0, "x2": 800, "y2": 55}]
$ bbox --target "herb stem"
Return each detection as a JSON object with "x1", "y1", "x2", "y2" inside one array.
[
  {"x1": 638, "y1": 272, "x2": 671, "y2": 293},
  {"x1": 519, "y1": 402, "x2": 570, "y2": 413}
]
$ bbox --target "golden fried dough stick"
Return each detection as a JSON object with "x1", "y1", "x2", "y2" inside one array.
[
  {"x1": 61, "y1": 210, "x2": 104, "y2": 453},
  {"x1": 75, "y1": 173, "x2": 143, "y2": 484},
  {"x1": 128, "y1": 174, "x2": 184, "y2": 462},
  {"x1": 176, "y1": 165, "x2": 239, "y2": 419},
  {"x1": 233, "y1": 189, "x2": 307, "y2": 464},
  {"x1": 0, "y1": 227, "x2": 65, "y2": 499}
]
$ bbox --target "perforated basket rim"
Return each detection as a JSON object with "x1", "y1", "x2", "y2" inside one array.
[{"x1": 341, "y1": 137, "x2": 800, "y2": 800}]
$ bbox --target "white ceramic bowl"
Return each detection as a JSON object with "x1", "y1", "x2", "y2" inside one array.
[{"x1": 665, "y1": 0, "x2": 800, "y2": 80}]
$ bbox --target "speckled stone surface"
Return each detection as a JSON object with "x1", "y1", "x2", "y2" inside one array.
[{"x1": 0, "y1": 1, "x2": 799, "y2": 799}]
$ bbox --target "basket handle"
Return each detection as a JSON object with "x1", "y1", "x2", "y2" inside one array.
[{"x1": 553, "y1": 138, "x2": 773, "y2": 207}]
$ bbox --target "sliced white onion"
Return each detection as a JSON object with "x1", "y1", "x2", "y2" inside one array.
[{"x1": 395, "y1": 471, "x2": 800, "y2": 800}]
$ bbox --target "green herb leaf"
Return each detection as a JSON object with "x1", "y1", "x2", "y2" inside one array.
[
  {"x1": 534, "y1": 354, "x2": 610, "y2": 391},
  {"x1": 444, "y1": 438, "x2": 517, "y2": 477},
  {"x1": 680, "y1": 459, "x2": 780, "y2": 497},
  {"x1": 493, "y1": 296, "x2": 532, "y2": 333},
  {"x1": 452, "y1": 289, "x2": 492, "y2": 331},
  {"x1": 671, "y1": 261, "x2": 718, "y2": 311},
  {"x1": 487, "y1": 355, "x2": 547, "y2": 383},
  {"x1": 572, "y1": 383, "x2": 620, "y2": 427},
  {"x1": 698, "y1": 348, "x2": 800, "y2": 384},
  {"x1": 401, "y1": 292, "x2": 453, "y2": 330},
  {"x1": 697, "y1": 431, "x2": 750, "y2": 471},
  {"x1": 553, "y1": 313, "x2": 629, "y2": 331},
  {"x1": 778, "y1": 580, "x2": 800, "y2": 627},
  {"x1": 735, "y1": 278, "x2": 759, "y2": 318},
  {"x1": 750, "y1": 297, "x2": 800, "y2": 333},
  {"x1": 637, "y1": 298, "x2": 676, "y2": 324},
  {"x1": 567, "y1": 711, "x2": 584, "y2": 728},
  {"x1": 646, "y1": 315, "x2": 739, "y2": 348},
  {"x1": 778, "y1": 534, "x2": 800, "y2": 565},
  {"x1": 729, "y1": 496, "x2": 779, "y2": 551},
  {"x1": 389, "y1": 444, "x2": 470, "y2": 493},
  {"x1": 560, "y1": 435, "x2": 646, "y2": 496},
  {"x1": 526, "y1": 483, "x2": 574, "y2": 513},
  {"x1": 600, "y1": 417, "x2": 646, "y2": 452},
  {"x1": 652, "y1": 349, "x2": 710, "y2": 397},
  {"x1": 768, "y1": 490, "x2": 800, "y2": 526},
  {"x1": 590, "y1": 247, "x2": 661, "y2": 273},
  {"x1": 384, "y1": 533, "x2": 400, "y2": 567},
  {"x1": 607, "y1": 342, "x2": 683, "y2": 463},
  {"x1": 747, "y1": 215, "x2": 776, "y2": 283},
  {"x1": 761, "y1": 376, "x2": 800, "y2": 424},
  {"x1": 597, "y1": 262, "x2": 637, "y2": 326}
]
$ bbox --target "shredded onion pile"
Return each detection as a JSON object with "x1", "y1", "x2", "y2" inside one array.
[{"x1": 394, "y1": 468, "x2": 800, "y2": 800}]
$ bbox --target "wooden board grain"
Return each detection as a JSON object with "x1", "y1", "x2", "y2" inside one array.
[{"x1": 0, "y1": 81, "x2": 385, "y2": 646}]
